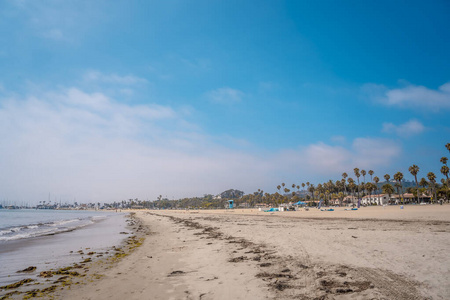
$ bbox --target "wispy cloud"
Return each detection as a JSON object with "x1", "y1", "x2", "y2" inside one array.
[
  {"x1": 83, "y1": 70, "x2": 148, "y2": 85},
  {"x1": 9, "y1": 0, "x2": 106, "y2": 43},
  {"x1": 206, "y1": 87, "x2": 244, "y2": 104},
  {"x1": 382, "y1": 119, "x2": 425, "y2": 137},
  {"x1": 363, "y1": 82, "x2": 450, "y2": 112}
]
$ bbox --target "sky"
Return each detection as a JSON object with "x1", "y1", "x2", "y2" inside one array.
[{"x1": 1, "y1": 0, "x2": 449, "y2": 204}]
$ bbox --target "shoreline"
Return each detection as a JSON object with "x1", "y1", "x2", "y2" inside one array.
[
  {"x1": 0, "y1": 213, "x2": 146, "y2": 299},
  {"x1": 50, "y1": 205, "x2": 450, "y2": 299}
]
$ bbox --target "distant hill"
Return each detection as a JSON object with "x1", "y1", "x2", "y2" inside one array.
[
  {"x1": 376, "y1": 180, "x2": 417, "y2": 192},
  {"x1": 220, "y1": 189, "x2": 244, "y2": 199}
]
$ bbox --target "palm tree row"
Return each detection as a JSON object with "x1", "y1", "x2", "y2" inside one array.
[
  {"x1": 262, "y1": 143, "x2": 450, "y2": 207},
  {"x1": 150, "y1": 143, "x2": 450, "y2": 209}
]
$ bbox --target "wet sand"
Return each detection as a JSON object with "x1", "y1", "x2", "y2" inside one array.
[{"x1": 56, "y1": 205, "x2": 450, "y2": 299}]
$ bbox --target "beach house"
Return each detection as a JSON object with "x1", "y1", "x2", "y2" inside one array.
[{"x1": 361, "y1": 194, "x2": 390, "y2": 205}]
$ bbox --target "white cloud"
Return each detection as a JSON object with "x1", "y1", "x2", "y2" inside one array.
[
  {"x1": 83, "y1": 70, "x2": 148, "y2": 85},
  {"x1": 0, "y1": 87, "x2": 270, "y2": 203},
  {"x1": 206, "y1": 87, "x2": 244, "y2": 104},
  {"x1": 278, "y1": 138, "x2": 402, "y2": 177},
  {"x1": 382, "y1": 119, "x2": 425, "y2": 137},
  {"x1": 363, "y1": 82, "x2": 450, "y2": 112},
  {"x1": 0, "y1": 85, "x2": 403, "y2": 204}
]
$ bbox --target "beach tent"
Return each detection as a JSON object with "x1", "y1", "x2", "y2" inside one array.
[
  {"x1": 264, "y1": 208, "x2": 279, "y2": 212},
  {"x1": 294, "y1": 201, "x2": 307, "y2": 206}
]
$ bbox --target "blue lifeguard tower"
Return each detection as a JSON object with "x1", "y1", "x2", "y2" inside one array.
[{"x1": 227, "y1": 200, "x2": 234, "y2": 209}]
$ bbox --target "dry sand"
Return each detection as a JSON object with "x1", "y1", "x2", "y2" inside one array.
[{"x1": 56, "y1": 205, "x2": 450, "y2": 299}]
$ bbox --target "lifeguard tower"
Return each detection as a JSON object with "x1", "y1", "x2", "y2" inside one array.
[{"x1": 227, "y1": 200, "x2": 234, "y2": 209}]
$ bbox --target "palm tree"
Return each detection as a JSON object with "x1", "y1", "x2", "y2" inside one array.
[
  {"x1": 394, "y1": 182, "x2": 402, "y2": 204},
  {"x1": 368, "y1": 170, "x2": 374, "y2": 183},
  {"x1": 384, "y1": 174, "x2": 390, "y2": 183},
  {"x1": 338, "y1": 191, "x2": 345, "y2": 206},
  {"x1": 441, "y1": 157, "x2": 448, "y2": 166},
  {"x1": 419, "y1": 177, "x2": 428, "y2": 189},
  {"x1": 341, "y1": 179, "x2": 347, "y2": 196},
  {"x1": 382, "y1": 184, "x2": 395, "y2": 203},
  {"x1": 283, "y1": 188, "x2": 290, "y2": 203},
  {"x1": 373, "y1": 176, "x2": 380, "y2": 195},
  {"x1": 308, "y1": 184, "x2": 315, "y2": 201},
  {"x1": 342, "y1": 172, "x2": 348, "y2": 196},
  {"x1": 441, "y1": 165, "x2": 449, "y2": 181},
  {"x1": 427, "y1": 172, "x2": 437, "y2": 203},
  {"x1": 446, "y1": 143, "x2": 450, "y2": 153},
  {"x1": 393, "y1": 172, "x2": 404, "y2": 204},
  {"x1": 348, "y1": 178, "x2": 356, "y2": 206},
  {"x1": 409, "y1": 165, "x2": 420, "y2": 203},
  {"x1": 361, "y1": 170, "x2": 367, "y2": 196},
  {"x1": 354, "y1": 168, "x2": 361, "y2": 200},
  {"x1": 442, "y1": 166, "x2": 450, "y2": 200},
  {"x1": 361, "y1": 170, "x2": 366, "y2": 183},
  {"x1": 317, "y1": 183, "x2": 324, "y2": 198},
  {"x1": 365, "y1": 182, "x2": 375, "y2": 204}
]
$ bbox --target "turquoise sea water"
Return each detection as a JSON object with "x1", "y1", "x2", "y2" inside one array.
[{"x1": 0, "y1": 209, "x2": 128, "y2": 287}]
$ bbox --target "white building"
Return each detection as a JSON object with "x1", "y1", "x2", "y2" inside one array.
[{"x1": 361, "y1": 194, "x2": 390, "y2": 205}]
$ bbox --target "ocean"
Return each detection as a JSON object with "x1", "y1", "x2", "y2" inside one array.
[{"x1": 0, "y1": 209, "x2": 129, "y2": 287}]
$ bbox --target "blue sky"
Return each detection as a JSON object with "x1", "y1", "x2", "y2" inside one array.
[{"x1": 0, "y1": 0, "x2": 449, "y2": 203}]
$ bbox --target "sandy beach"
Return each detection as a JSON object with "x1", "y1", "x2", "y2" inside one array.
[{"x1": 53, "y1": 205, "x2": 450, "y2": 300}]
